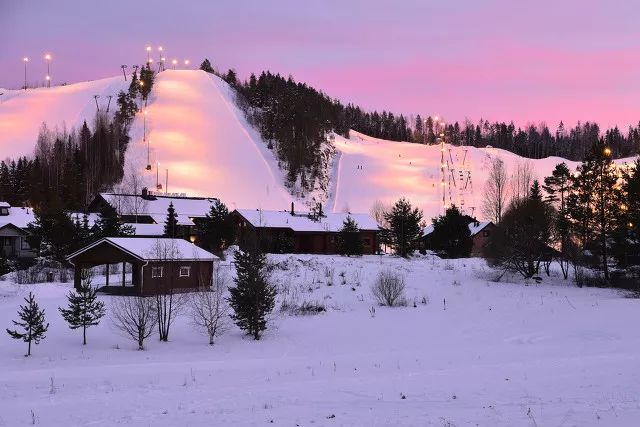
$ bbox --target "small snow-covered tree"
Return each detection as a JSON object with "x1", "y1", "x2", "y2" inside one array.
[
  {"x1": 59, "y1": 272, "x2": 106, "y2": 345},
  {"x1": 111, "y1": 296, "x2": 157, "y2": 350},
  {"x1": 228, "y1": 249, "x2": 276, "y2": 340},
  {"x1": 190, "y1": 264, "x2": 229, "y2": 345},
  {"x1": 6, "y1": 292, "x2": 49, "y2": 356},
  {"x1": 384, "y1": 198, "x2": 423, "y2": 257}
]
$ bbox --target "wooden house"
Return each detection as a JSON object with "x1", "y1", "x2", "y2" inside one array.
[
  {"x1": 0, "y1": 202, "x2": 36, "y2": 260},
  {"x1": 232, "y1": 207, "x2": 379, "y2": 254},
  {"x1": 67, "y1": 237, "x2": 218, "y2": 296}
]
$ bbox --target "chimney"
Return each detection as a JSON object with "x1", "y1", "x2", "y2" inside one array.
[{"x1": 290, "y1": 202, "x2": 295, "y2": 216}]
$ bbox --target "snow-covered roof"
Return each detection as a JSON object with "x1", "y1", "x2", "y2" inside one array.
[
  {"x1": 98, "y1": 193, "x2": 217, "y2": 218},
  {"x1": 0, "y1": 201, "x2": 10, "y2": 208},
  {"x1": 234, "y1": 209, "x2": 379, "y2": 232},
  {"x1": 128, "y1": 223, "x2": 165, "y2": 236},
  {"x1": 423, "y1": 221, "x2": 493, "y2": 237},
  {"x1": 69, "y1": 212, "x2": 100, "y2": 228},
  {"x1": 0, "y1": 206, "x2": 35, "y2": 229},
  {"x1": 68, "y1": 237, "x2": 217, "y2": 262}
]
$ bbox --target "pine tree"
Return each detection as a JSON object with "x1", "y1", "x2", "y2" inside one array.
[
  {"x1": 430, "y1": 205, "x2": 473, "y2": 258},
  {"x1": 336, "y1": 216, "x2": 363, "y2": 256},
  {"x1": 6, "y1": 292, "x2": 49, "y2": 356},
  {"x1": 196, "y1": 200, "x2": 235, "y2": 252},
  {"x1": 612, "y1": 159, "x2": 640, "y2": 267},
  {"x1": 227, "y1": 249, "x2": 276, "y2": 340},
  {"x1": 59, "y1": 273, "x2": 105, "y2": 345},
  {"x1": 384, "y1": 198, "x2": 423, "y2": 257},
  {"x1": 543, "y1": 162, "x2": 572, "y2": 278},
  {"x1": 164, "y1": 202, "x2": 178, "y2": 238},
  {"x1": 567, "y1": 144, "x2": 623, "y2": 281}
]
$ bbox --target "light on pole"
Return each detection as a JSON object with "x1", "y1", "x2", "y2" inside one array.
[
  {"x1": 23, "y1": 57, "x2": 29, "y2": 90},
  {"x1": 158, "y1": 46, "x2": 164, "y2": 71},
  {"x1": 172, "y1": 59, "x2": 177, "y2": 70},
  {"x1": 44, "y1": 53, "x2": 51, "y2": 87},
  {"x1": 146, "y1": 46, "x2": 152, "y2": 63},
  {"x1": 184, "y1": 59, "x2": 190, "y2": 68}
]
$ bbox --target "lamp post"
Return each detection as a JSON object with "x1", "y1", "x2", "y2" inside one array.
[
  {"x1": 44, "y1": 53, "x2": 51, "y2": 87},
  {"x1": 172, "y1": 59, "x2": 177, "y2": 70},
  {"x1": 121, "y1": 64, "x2": 128, "y2": 81},
  {"x1": 23, "y1": 57, "x2": 29, "y2": 90},
  {"x1": 158, "y1": 46, "x2": 164, "y2": 71},
  {"x1": 146, "y1": 46, "x2": 151, "y2": 63},
  {"x1": 184, "y1": 59, "x2": 190, "y2": 68}
]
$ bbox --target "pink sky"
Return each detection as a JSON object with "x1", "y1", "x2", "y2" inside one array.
[{"x1": 1, "y1": 0, "x2": 639, "y2": 129}]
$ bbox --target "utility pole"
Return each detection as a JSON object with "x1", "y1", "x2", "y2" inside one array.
[
  {"x1": 121, "y1": 65, "x2": 128, "y2": 80},
  {"x1": 93, "y1": 95, "x2": 100, "y2": 112},
  {"x1": 23, "y1": 57, "x2": 29, "y2": 90},
  {"x1": 106, "y1": 95, "x2": 112, "y2": 113}
]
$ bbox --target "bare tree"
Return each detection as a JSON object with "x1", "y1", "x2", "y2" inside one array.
[
  {"x1": 111, "y1": 296, "x2": 157, "y2": 350},
  {"x1": 370, "y1": 200, "x2": 390, "y2": 228},
  {"x1": 146, "y1": 239, "x2": 188, "y2": 342},
  {"x1": 482, "y1": 157, "x2": 509, "y2": 223},
  {"x1": 371, "y1": 270, "x2": 406, "y2": 307},
  {"x1": 111, "y1": 165, "x2": 149, "y2": 222},
  {"x1": 190, "y1": 264, "x2": 229, "y2": 345},
  {"x1": 510, "y1": 160, "x2": 536, "y2": 203}
]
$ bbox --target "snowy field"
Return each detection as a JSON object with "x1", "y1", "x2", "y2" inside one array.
[{"x1": 1, "y1": 254, "x2": 639, "y2": 426}]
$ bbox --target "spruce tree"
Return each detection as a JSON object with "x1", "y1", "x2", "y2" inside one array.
[
  {"x1": 384, "y1": 198, "x2": 423, "y2": 257},
  {"x1": 430, "y1": 205, "x2": 473, "y2": 258},
  {"x1": 6, "y1": 292, "x2": 49, "y2": 356},
  {"x1": 200, "y1": 59, "x2": 214, "y2": 73},
  {"x1": 613, "y1": 159, "x2": 640, "y2": 267},
  {"x1": 335, "y1": 216, "x2": 363, "y2": 256},
  {"x1": 95, "y1": 205, "x2": 134, "y2": 239},
  {"x1": 228, "y1": 249, "x2": 276, "y2": 340},
  {"x1": 196, "y1": 200, "x2": 235, "y2": 252},
  {"x1": 529, "y1": 180, "x2": 542, "y2": 200},
  {"x1": 164, "y1": 202, "x2": 178, "y2": 238},
  {"x1": 59, "y1": 273, "x2": 106, "y2": 345}
]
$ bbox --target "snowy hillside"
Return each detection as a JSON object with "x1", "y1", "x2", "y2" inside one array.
[
  {"x1": 2, "y1": 70, "x2": 636, "y2": 219},
  {"x1": 0, "y1": 77, "x2": 128, "y2": 159},
  {"x1": 1, "y1": 254, "x2": 639, "y2": 425}
]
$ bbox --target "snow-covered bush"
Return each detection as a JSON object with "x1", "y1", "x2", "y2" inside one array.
[
  {"x1": 371, "y1": 270, "x2": 406, "y2": 307},
  {"x1": 281, "y1": 300, "x2": 326, "y2": 316}
]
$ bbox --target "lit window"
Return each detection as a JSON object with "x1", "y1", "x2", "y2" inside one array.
[
  {"x1": 179, "y1": 266, "x2": 191, "y2": 277},
  {"x1": 151, "y1": 266, "x2": 164, "y2": 278}
]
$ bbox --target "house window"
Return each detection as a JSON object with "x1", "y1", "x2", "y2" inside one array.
[
  {"x1": 0, "y1": 208, "x2": 9, "y2": 216},
  {"x1": 179, "y1": 266, "x2": 191, "y2": 277},
  {"x1": 151, "y1": 266, "x2": 164, "y2": 278},
  {"x1": 20, "y1": 238, "x2": 30, "y2": 250},
  {"x1": 2, "y1": 237, "x2": 11, "y2": 247}
]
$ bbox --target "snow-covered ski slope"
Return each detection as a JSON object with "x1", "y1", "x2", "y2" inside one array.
[
  {"x1": 124, "y1": 70, "x2": 292, "y2": 210},
  {"x1": 0, "y1": 77, "x2": 128, "y2": 159},
  {"x1": 2, "y1": 70, "x2": 637, "y2": 218}
]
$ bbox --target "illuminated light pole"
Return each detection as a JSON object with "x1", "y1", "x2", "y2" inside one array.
[
  {"x1": 158, "y1": 46, "x2": 164, "y2": 71},
  {"x1": 23, "y1": 57, "x2": 29, "y2": 90},
  {"x1": 172, "y1": 59, "x2": 177, "y2": 70},
  {"x1": 44, "y1": 53, "x2": 51, "y2": 87},
  {"x1": 121, "y1": 64, "x2": 128, "y2": 81},
  {"x1": 184, "y1": 59, "x2": 190, "y2": 68},
  {"x1": 146, "y1": 46, "x2": 152, "y2": 63}
]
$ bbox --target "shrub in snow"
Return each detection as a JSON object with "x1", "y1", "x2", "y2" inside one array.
[
  {"x1": 281, "y1": 300, "x2": 326, "y2": 316},
  {"x1": 111, "y1": 296, "x2": 158, "y2": 350},
  {"x1": 6, "y1": 292, "x2": 49, "y2": 356},
  {"x1": 371, "y1": 270, "x2": 407, "y2": 307}
]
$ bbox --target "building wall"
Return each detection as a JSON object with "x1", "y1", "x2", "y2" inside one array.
[
  {"x1": 0, "y1": 227, "x2": 35, "y2": 259},
  {"x1": 141, "y1": 260, "x2": 213, "y2": 296},
  {"x1": 470, "y1": 225, "x2": 496, "y2": 257}
]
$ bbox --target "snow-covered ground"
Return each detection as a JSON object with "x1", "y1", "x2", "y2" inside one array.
[{"x1": 1, "y1": 254, "x2": 639, "y2": 426}]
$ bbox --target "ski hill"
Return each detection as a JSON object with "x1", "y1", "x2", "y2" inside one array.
[{"x1": 1, "y1": 70, "x2": 635, "y2": 219}]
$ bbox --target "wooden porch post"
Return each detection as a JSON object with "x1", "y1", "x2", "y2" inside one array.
[
  {"x1": 105, "y1": 263, "x2": 110, "y2": 287},
  {"x1": 74, "y1": 265, "x2": 82, "y2": 290},
  {"x1": 122, "y1": 262, "x2": 126, "y2": 287}
]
